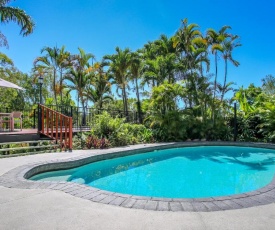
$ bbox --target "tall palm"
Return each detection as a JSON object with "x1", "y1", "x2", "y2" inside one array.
[
  {"x1": 142, "y1": 41, "x2": 158, "y2": 60},
  {"x1": 141, "y1": 58, "x2": 158, "y2": 88},
  {"x1": 65, "y1": 48, "x2": 94, "y2": 125},
  {"x1": 155, "y1": 35, "x2": 179, "y2": 84},
  {"x1": 206, "y1": 26, "x2": 231, "y2": 101},
  {"x1": 221, "y1": 34, "x2": 241, "y2": 101},
  {"x1": 85, "y1": 62, "x2": 113, "y2": 110},
  {"x1": 172, "y1": 18, "x2": 201, "y2": 65},
  {"x1": 154, "y1": 34, "x2": 176, "y2": 56},
  {"x1": 104, "y1": 47, "x2": 132, "y2": 119},
  {"x1": 188, "y1": 35, "x2": 209, "y2": 76},
  {"x1": 178, "y1": 45, "x2": 209, "y2": 107},
  {"x1": 32, "y1": 64, "x2": 52, "y2": 101},
  {"x1": 33, "y1": 46, "x2": 60, "y2": 104},
  {"x1": 65, "y1": 69, "x2": 91, "y2": 109},
  {"x1": 56, "y1": 46, "x2": 71, "y2": 104},
  {"x1": 140, "y1": 41, "x2": 159, "y2": 87},
  {"x1": 130, "y1": 52, "x2": 143, "y2": 122},
  {"x1": 172, "y1": 18, "x2": 211, "y2": 108},
  {"x1": 0, "y1": 0, "x2": 34, "y2": 47},
  {"x1": 216, "y1": 81, "x2": 235, "y2": 101}
]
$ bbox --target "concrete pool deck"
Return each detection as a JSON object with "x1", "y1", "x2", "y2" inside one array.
[{"x1": 0, "y1": 143, "x2": 275, "y2": 229}]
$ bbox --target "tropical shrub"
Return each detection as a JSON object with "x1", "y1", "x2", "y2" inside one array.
[
  {"x1": 234, "y1": 113, "x2": 263, "y2": 142},
  {"x1": 89, "y1": 111, "x2": 153, "y2": 147},
  {"x1": 86, "y1": 135, "x2": 110, "y2": 149},
  {"x1": 257, "y1": 97, "x2": 275, "y2": 142},
  {"x1": 147, "y1": 110, "x2": 188, "y2": 141}
]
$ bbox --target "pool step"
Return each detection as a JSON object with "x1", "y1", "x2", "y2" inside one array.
[{"x1": 0, "y1": 140, "x2": 61, "y2": 157}]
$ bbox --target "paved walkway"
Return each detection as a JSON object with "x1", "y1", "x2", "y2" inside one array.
[{"x1": 0, "y1": 144, "x2": 275, "y2": 229}]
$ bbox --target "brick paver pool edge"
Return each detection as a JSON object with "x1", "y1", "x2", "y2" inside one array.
[{"x1": 0, "y1": 142, "x2": 275, "y2": 212}]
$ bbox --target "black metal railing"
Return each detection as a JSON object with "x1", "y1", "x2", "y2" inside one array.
[
  {"x1": 45, "y1": 105, "x2": 140, "y2": 129},
  {"x1": 0, "y1": 106, "x2": 38, "y2": 130},
  {"x1": 0, "y1": 105, "x2": 141, "y2": 130}
]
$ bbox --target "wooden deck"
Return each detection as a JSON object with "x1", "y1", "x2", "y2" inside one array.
[
  {"x1": 0, "y1": 127, "x2": 90, "y2": 143},
  {"x1": 0, "y1": 127, "x2": 90, "y2": 135},
  {"x1": 0, "y1": 129, "x2": 39, "y2": 143},
  {"x1": 0, "y1": 129, "x2": 37, "y2": 135}
]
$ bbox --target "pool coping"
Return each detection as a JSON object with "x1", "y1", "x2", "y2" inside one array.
[{"x1": 0, "y1": 141, "x2": 275, "y2": 212}]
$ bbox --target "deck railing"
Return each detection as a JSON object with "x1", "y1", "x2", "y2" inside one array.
[
  {"x1": 38, "y1": 104, "x2": 73, "y2": 151},
  {"x1": 0, "y1": 105, "x2": 141, "y2": 130},
  {"x1": 46, "y1": 105, "x2": 141, "y2": 128}
]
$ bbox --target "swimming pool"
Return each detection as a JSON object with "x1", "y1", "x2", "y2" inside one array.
[{"x1": 30, "y1": 146, "x2": 275, "y2": 199}]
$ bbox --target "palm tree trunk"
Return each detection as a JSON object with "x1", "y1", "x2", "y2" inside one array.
[
  {"x1": 121, "y1": 88, "x2": 126, "y2": 114},
  {"x1": 81, "y1": 100, "x2": 86, "y2": 126},
  {"x1": 212, "y1": 52, "x2": 218, "y2": 123},
  {"x1": 80, "y1": 93, "x2": 86, "y2": 126},
  {"x1": 135, "y1": 77, "x2": 142, "y2": 123},
  {"x1": 213, "y1": 53, "x2": 218, "y2": 100},
  {"x1": 200, "y1": 55, "x2": 203, "y2": 77},
  {"x1": 60, "y1": 71, "x2": 63, "y2": 105},
  {"x1": 221, "y1": 58, "x2": 228, "y2": 102},
  {"x1": 122, "y1": 85, "x2": 129, "y2": 121},
  {"x1": 53, "y1": 69, "x2": 57, "y2": 105},
  {"x1": 99, "y1": 99, "x2": 103, "y2": 110}
]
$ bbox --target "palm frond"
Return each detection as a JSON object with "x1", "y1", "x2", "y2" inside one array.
[{"x1": 0, "y1": 6, "x2": 34, "y2": 36}]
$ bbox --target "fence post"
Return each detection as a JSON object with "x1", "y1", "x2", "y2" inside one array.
[
  {"x1": 38, "y1": 104, "x2": 41, "y2": 132},
  {"x1": 77, "y1": 107, "x2": 79, "y2": 129},
  {"x1": 234, "y1": 102, "x2": 237, "y2": 142},
  {"x1": 69, "y1": 117, "x2": 73, "y2": 151},
  {"x1": 70, "y1": 106, "x2": 73, "y2": 117}
]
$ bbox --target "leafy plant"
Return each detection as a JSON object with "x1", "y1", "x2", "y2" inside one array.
[
  {"x1": 89, "y1": 111, "x2": 153, "y2": 146},
  {"x1": 86, "y1": 135, "x2": 110, "y2": 149}
]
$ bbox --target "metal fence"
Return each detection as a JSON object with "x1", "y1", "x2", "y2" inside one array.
[
  {"x1": 0, "y1": 106, "x2": 38, "y2": 130},
  {"x1": 0, "y1": 105, "x2": 141, "y2": 130},
  {"x1": 47, "y1": 105, "x2": 140, "y2": 129}
]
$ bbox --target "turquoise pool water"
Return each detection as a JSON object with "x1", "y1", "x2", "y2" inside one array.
[{"x1": 30, "y1": 146, "x2": 275, "y2": 198}]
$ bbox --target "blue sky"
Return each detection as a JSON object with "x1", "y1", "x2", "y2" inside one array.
[{"x1": 2, "y1": 0, "x2": 275, "y2": 89}]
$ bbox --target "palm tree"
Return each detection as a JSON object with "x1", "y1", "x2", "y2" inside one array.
[
  {"x1": 206, "y1": 26, "x2": 231, "y2": 101},
  {"x1": 56, "y1": 46, "x2": 71, "y2": 104},
  {"x1": 32, "y1": 64, "x2": 52, "y2": 102},
  {"x1": 155, "y1": 35, "x2": 179, "y2": 84},
  {"x1": 104, "y1": 47, "x2": 132, "y2": 119},
  {"x1": 154, "y1": 34, "x2": 176, "y2": 56},
  {"x1": 172, "y1": 19, "x2": 211, "y2": 108},
  {"x1": 0, "y1": 0, "x2": 35, "y2": 47},
  {"x1": 65, "y1": 68, "x2": 91, "y2": 109},
  {"x1": 172, "y1": 18, "x2": 201, "y2": 65},
  {"x1": 65, "y1": 47, "x2": 94, "y2": 125},
  {"x1": 189, "y1": 35, "x2": 209, "y2": 76},
  {"x1": 221, "y1": 35, "x2": 241, "y2": 101},
  {"x1": 33, "y1": 46, "x2": 60, "y2": 104},
  {"x1": 130, "y1": 51, "x2": 143, "y2": 122},
  {"x1": 141, "y1": 35, "x2": 179, "y2": 89},
  {"x1": 0, "y1": 52, "x2": 13, "y2": 65},
  {"x1": 206, "y1": 27, "x2": 228, "y2": 122},
  {"x1": 85, "y1": 62, "x2": 113, "y2": 110},
  {"x1": 217, "y1": 81, "x2": 235, "y2": 101},
  {"x1": 140, "y1": 41, "x2": 160, "y2": 88}
]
